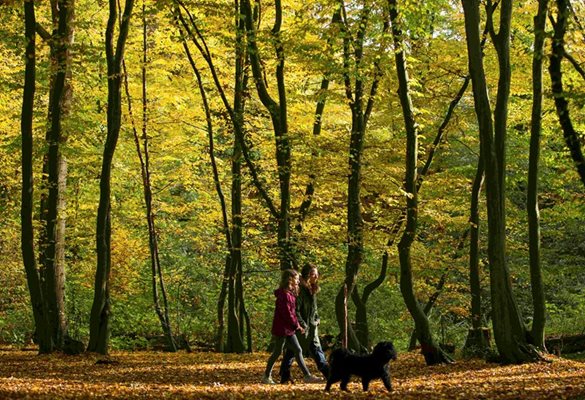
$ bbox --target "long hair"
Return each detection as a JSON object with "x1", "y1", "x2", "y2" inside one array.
[
  {"x1": 279, "y1": 269, "x2": 299, "y2": 295},
  {"x1": 301, "y1": 263, "x2": 320, "y2": 295}
]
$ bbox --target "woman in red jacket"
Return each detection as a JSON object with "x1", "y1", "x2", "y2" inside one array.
[{"x1": 262, "y1": 269, "x2": 322, "y2": 384}]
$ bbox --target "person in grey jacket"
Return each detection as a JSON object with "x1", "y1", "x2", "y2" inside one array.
[{"x1": 279, "y1": 263, "x2": 329, "y2": 383}]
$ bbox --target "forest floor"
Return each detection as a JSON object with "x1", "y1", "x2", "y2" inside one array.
[{"x1": 0, "y1": 347, "x2": 585, "y2": 399}]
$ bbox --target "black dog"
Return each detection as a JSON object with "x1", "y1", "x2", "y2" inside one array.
[{"x1": 325, "y1": 341, "x2": 397, "y2": 392}]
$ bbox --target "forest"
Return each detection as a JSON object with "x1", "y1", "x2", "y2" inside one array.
[{"x1": 1, "y1": 0, "x2": 585, "y2": 397}]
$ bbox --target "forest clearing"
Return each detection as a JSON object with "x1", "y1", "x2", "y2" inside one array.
[{"x1": 1, "y1": 349, "x2": 585, "y2": 399}]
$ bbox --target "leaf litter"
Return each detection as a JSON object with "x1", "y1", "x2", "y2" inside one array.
[{"x1": 0, "y1": 349, "x2": 584, "y2": 399}]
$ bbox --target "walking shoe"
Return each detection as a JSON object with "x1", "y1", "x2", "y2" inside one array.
[
  {"x1": 303, "y1": 374, "x2": 323, "y2": 383},
  {"x1": 262, "y1": 375, "x2": 276, "y2": 384}
]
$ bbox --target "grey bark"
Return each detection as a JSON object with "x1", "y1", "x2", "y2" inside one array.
[{"x1": 38, "y1": 0, "x2": 74, "y2": 351}]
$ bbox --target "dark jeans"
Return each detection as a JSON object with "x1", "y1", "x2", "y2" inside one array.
[
  {"x1": 264, "y1": 334, "x2": 310, "y2": 378},
  {"x1": 279, "y1": 337, "x2": 329, "y2": 382}
]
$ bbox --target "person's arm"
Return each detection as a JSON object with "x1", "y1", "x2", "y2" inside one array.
[
  {"x1": 285, "y1": 292, "x2": 302, "y2": 332},
  {"x1": 296, "y1": 290, "x2": 308, "y2": 330},
  {"x1": 314, "y1": 294, "x2": 320, "y2": 326}
]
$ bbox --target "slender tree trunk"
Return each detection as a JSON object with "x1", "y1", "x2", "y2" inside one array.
[
  {"x1": 343, "y1": 104, "x2": 365, "y2": 310},
  {"x1": 462, "y1": 0, "x2": 541, "y2": 363},
  {"x1": 228, "y1": 145, "x2": 245, "y2": 352},
  {"x1": 241, "y1": 0, "x2": 294, "y2": 270},
  {"x1": 335, "y1": 2, "x2": 378, "y2": 352},
  {"x1": 549, "y1": 0, "x2": 585, "y2": 187},
  {"x1": 140, "y1": 2, "x2": 175, "y2": 352},
  {"x1": 390, "y1": 0, "x2": 451, "y2": 365},
  {"x1": 227, "y1": 0, "x2": 247, "y2": 352},
  {"x1": 463, "y1": 154, "x2": 489, "y2": 354},
  {"x1": 174, "y1": 0, "x2": 251, "y2": 352},
  {"x1": 122, "y1": 2, "x2": 176, "y2": 352},
  {"x1": 528, "y1": 0, "x2": 549, "y2": 351},
  {"x1": 462, "y1": 19, "x2": 491, "y2": 357},
  {"x1": 21, "y1": 0, "x2": 54, "y2": 354},
  {"x1": 469, "y1": 155, "x2": 484, "y2": 331},
  {"x1": 54, "y1": 157, "x2": 67, "y2": 340},
  {"x1": 343, "y1": 1, "x2": 369, "y2": 298},
  {"x1": 38, "y1": 0, "x2": 75, "y2": 351},
  {"x1": 88, "y1": 0, "x2": 134, "y2": 355},
  {"x1": 233, "y1": 7, "x2": 252, "y2": 355}
]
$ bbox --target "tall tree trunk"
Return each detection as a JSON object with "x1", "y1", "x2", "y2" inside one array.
[
  {"x1": 122, "y1": 2, "x2": 176, "y2": 352},
  {"x1": 343, "y1": 2, "x2": 369, "y2": 304},
  {"x1": 54, "y1": 157, "x2": 67, "y2": 340},
  {"x1": 21, "y1": 0, "x2": 54, "y2": 354},
  {"x1": 88, "y1": 0, "x2": 134, "y2": 355},
  {"x1": 241, "y1": 0, "x2": 294, "y2": 270},
  {"x1": 227, "y1": 0, "x2": 247, "y2": 352},
  {"x1": 343, "y1": 102, "x2": 365, "y2": 324},
  {"x1": 462, "y1": 20, "x2": 490, "y2": 357},
  {"x1": 463, "y1": 154, "x2": 489, "y2": 354},
  {"x1": 390, "y1": 0, "x2": 452, "y2": 365},
  {"x1": 549, "y1": 0, "x2": 585, "y2": 187},
  {"x1": 38, "y1": 0, "x2": 74, "y2": 351},
  {"x1": 528, "y1": 0, "x2": 549, "y2": 351},
  {"x1": 462, "y1": 0, "x2": 541, "y2": 363},
  {"x1": 226, "y1": 135, "x2": 244, "y2": 352},
  {"x1": 469, "y1": 155, "x2": 484, "y2": 331},
  {"x1": 349, "y1": 4, "x2": 468, "y2": 351},
  {"x1": 227, "y1": 140, "x2": 243, "y2": 352},
  {"x1": 334, "y1": 1, "x2": 387, "y2": 352},
  {"x1": 174, "y1": 0, "x2": 251, "y2": 352},
  {"x1": 139, "y1": 1, "x2": 175, "y2": 353}
]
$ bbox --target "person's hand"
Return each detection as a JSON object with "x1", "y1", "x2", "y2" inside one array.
[
  {"x1": 316, "y1": 318, "x2": 321, "y2": 326},
  {"x1": 298, "y1": 326, "x2": 306, "y2": 335}
]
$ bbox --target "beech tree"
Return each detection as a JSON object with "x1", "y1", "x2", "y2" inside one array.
[
  {"x1": 549, "y1": 0, "x2": 585, "y2": 187},
  {"x1": 21, "y1": 0, "x2": 54, "y2": 354},
  {"x1": 173, "y1": 0, "x2": 252, "y2": 352},
  {"x1": 462, "y1": 0, "x2": 541, "y2": 363},
  {"x1": 240, "y1": 0, "x2": 296, "y2": 270},
  {"x1": 527, "y1": 0, "x2": 550, "y2": 351},
  {"x1": 19, "y1": 0, "x2": 77, "y2": 354},
  {"x1": 39, "y1": 0, "x2": 75, "y2": 351},
  {"x1": 88, "y1": 0, "x2": 135, "y2": 355},
  {"x1": 122, "y1": 2, "x2": 176, "y2": 352},
  {"x1": 463, "y1": 153, "x2": 487, "y2": 354},
  {"x1": 325, "y1": 0, "x2": 389, "y2": 352},
  {"x1": 389, "y1": 0, "x2": 452, "y2": 365}
]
